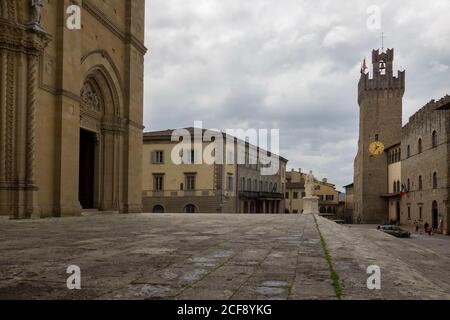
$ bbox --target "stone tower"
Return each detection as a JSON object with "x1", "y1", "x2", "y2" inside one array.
[
  {"x1": 0, "y1": 1, "x2": 146, "y2": 218},
  {"x1": 353, "y1": 49, "x2": 405, "y2": 224}
]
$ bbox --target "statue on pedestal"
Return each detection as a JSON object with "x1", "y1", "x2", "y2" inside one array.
[
  {"x1": 303, "y1": 170, "x2": 320, "y2": 214},
  {"x1": 305, "y1": 170, "x2": 316, "y2": 198}
]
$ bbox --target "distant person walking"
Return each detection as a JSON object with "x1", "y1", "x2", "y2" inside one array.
[
  {"x1": 424, "y1": 222, "x2": 430, "y2": 235},
  {"x1": 414, "y1": 220, "x2": 419, "y2": 233}
]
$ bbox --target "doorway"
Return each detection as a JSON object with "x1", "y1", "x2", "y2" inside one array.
[
  {"x1": 79, "y1": 129, "x2": 96, "y2": 209},
  {"x1": 396, "y1": 201, "x2": 401, "y2": 224},
  {"x1": 432, "y1": 201, "x2": 438, "y2": 229}
]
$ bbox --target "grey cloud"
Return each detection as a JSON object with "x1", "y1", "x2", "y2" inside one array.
[{"x1": 144, "y1": 0, "x2": 450, "y2": 191}]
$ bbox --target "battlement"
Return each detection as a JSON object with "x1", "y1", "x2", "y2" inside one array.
[
  {"x1": 358, "y1": 48, "x2": 405, "y2": 103},
  {"x1": 403, "y1": 95, "x2": 450, "y2": 133}
]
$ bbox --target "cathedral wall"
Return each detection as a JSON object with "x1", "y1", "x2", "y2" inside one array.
[{"x1": 1, "y1": 0, "x2": 146, "y2": 217}]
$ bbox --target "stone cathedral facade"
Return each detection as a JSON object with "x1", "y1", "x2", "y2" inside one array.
[{"x1": 0, "y1": 1, "x2": 146, "y2": 218}]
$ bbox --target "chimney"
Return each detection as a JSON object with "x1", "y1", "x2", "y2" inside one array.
[
  {"x1": 298, "y1": 168, "x2": 302, "y2": 173},
  {"x1": 323, "y1": 178, "x2": 328, "y2": 183}
]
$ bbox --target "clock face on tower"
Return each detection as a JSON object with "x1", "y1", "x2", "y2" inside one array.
[{"x1": 369, "y1": 141, "x2": 385, "y2": 155}]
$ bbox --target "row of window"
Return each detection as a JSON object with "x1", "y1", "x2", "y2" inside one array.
[
  {"x1": 241, "y1": 178, "x2": 278, "y2": 193},
  {"x1": 388, "y1": 148, "x2": 401, "y2": 164},
  {"x1": 152, "y1": 149, "x2": 275, "y2": 168},
  {"x1": 153, "y1": 173, "x2": 197, "y2": 192},
  {"x1": 286, "y1": 192, "x2": 306, "y2": 199},
  {"x1": 406, "y1": 131, "x2": 438, "y2": 158},
  {"x1": 393, "y1": 172, "x2": 439, "y2": 193},
  {"x1": 155, "y1": 173, "x2": 279, "y2": 193},
  {"x1": 320, "y1": 206, "x2": 337, "y2": 214},
  {"x1": 152, "y1": 150, "x2": 196, "y2": 165},
  {"x1": 152, "y1": 204, "x2": 196, "y2": 214},
  {"x1": 406, "y1": 201, "x2": 439, "y2": 226}
]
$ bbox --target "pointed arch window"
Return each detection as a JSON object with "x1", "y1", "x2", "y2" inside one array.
[
  {"x1": 433, "y1": 172, "x2": 438, "y2": 189},
  {"x1": 418, "y1": 138, "x2": 422, "y2": 154},
  {"x1": 432, "y1": 131, "x2": 437, "y2": 148}
]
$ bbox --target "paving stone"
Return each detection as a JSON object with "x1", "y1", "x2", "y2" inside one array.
[{"x1": 0, "y1": 213, "x2": 449, "y2": 299}]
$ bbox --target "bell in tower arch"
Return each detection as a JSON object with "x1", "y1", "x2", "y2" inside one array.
[{"x1": 379, "y1": 60, "x2": 386, "y2": 75}]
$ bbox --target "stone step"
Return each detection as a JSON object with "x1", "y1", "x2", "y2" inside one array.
[{"x1": 81, "y1": 209, "x2": 119, "y2": 216}]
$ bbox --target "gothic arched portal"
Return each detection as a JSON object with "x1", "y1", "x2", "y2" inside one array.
[{"x1": 79, "y1": 68, "x2": 124, "y2": 212}]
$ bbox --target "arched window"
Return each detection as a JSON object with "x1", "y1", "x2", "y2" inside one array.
[
  {"x1": 260, "y1": 181, "x2": 263, "y2": 192},
  {"x1": 433, "y1": 172, "x2": 438, "y2": 189},
  {"x1": 418, "y1": 176, "x2": 423, "y2": 191},
  {"x1": 184, "y1": 204, "x2": 196, "y2": 214},
  {"x1": 432, "y1": 131, "x2": 437, "y2": 148},
  {"x1": 152, "y1": 205, "x2": 165, "y2": 213},
  {"x1": 247, "y1": 178, "x2": 252, "y2": 191},
  {"x1": 397, "y1": 181, "x2": 400, "y2": 193},
  {"x1": 407, "y1": 145, "x2": 411, "y2": 158},
  {"x1": 407, "y1": 178, "x2": 411, "y2": 191},
  {"x1": 418, "y1": 138, "x2": 422, "y2": 154},
  {"x1": 393, "y1": 181, "x2": 396, "y2": 193}
]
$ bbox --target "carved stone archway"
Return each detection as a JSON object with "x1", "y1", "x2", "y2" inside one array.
[{"x1": 79, "y1": 68, "x2": 125, "y2": 212}]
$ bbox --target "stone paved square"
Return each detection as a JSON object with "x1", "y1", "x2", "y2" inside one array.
[{"x1": 0, "y1": 214, "x2": 449, "y2": 300}]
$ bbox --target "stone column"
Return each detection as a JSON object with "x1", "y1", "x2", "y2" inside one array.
[
  {"x1": 53, "y1": 0, "x2": 83, "y2": 217},
  {"x1": 122, "y1": 0, "x2": 146, "y2": 213},
  {"x1": 0, "y1": 15, "x2": 49, "y2": 218},
  {"x1": 0, "y1": 50, "x2": 6, "y2": 182}
]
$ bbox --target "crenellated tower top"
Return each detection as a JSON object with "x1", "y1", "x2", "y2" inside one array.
[{"x1": 358, "y1": 48, "x2": 405, "y2": 104}]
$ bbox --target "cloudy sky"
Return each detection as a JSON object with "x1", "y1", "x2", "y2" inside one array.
[{"x1": 143, "y1": 0, "x2": 450, "y2": 191}]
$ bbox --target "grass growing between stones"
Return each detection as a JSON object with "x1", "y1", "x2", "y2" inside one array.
[{"x1": 313, "y1": 215, "x2": 343, "y2": 300}]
